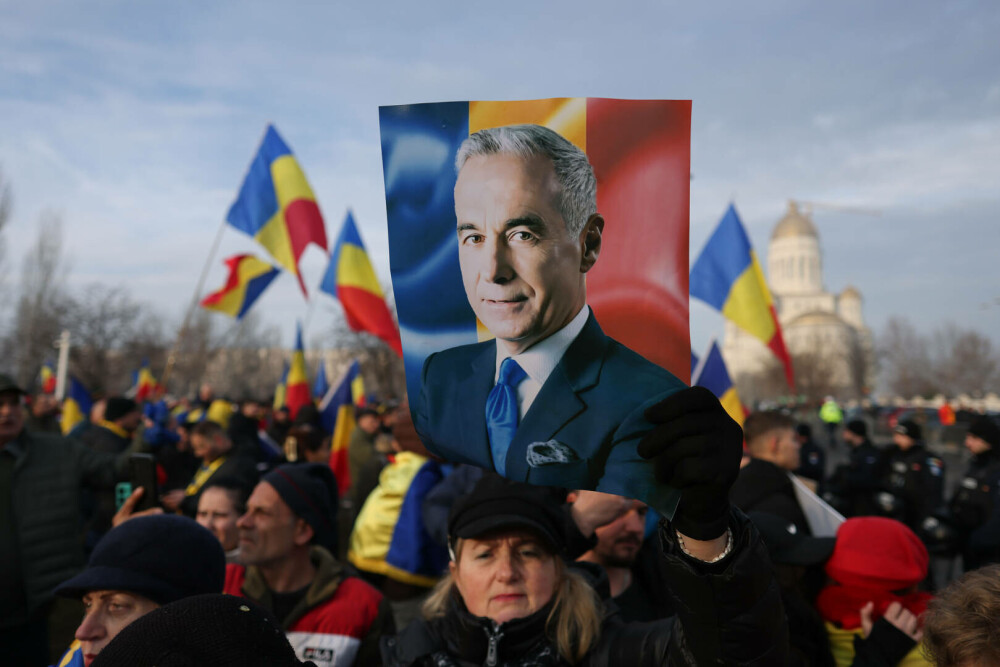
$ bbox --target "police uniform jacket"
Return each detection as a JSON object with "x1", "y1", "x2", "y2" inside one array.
[
  {"x1": 949, "y1": 448, "x2": 1000, "y2": 570},
  {"x1": 878, "y1": 443, "x2": 945, "y2": 531}
]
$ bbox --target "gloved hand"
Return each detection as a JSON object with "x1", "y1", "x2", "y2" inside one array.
[{"x1": 636, "y1": 386, "x2": 743, "y2": 540}]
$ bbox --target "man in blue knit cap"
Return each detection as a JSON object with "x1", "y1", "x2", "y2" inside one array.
[
  {"x1": 53, "y1": 514, "x2": 226, "y2": 667},
  {"x1": 225, "y1": 463, "x2": 393, "y2": 667}
]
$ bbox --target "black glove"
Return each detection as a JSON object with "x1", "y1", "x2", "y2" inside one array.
[{"x1": 636, "y1": 386, "x2": 743, "y2": 540}]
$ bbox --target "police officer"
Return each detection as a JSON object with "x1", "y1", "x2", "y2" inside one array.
[
  {"x1": 819, "y1": 396, "x2": 843, "y2": 448},
  {"x1": 876, "y1": 420, "x2": 946, "y2": 533},
  {"x1": 826, "y1": 419, "x2": 881, "y2": 517},
  {"x1": 793, "y1": 423, "x2": 825, "y2": 490},
  {"x1": 948, "y1": 416, "x2": 1000, "y2": 571}
]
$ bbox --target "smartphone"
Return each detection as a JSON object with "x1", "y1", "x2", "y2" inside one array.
[{"x1": 128, "y1": 453, "x2": 159, "y2": 512}]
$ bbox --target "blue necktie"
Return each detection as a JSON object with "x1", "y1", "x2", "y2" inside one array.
[{"x1": 486, "y1": 358, "x2": 527, "y2": 476}]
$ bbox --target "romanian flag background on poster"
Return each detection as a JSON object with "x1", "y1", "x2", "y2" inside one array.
[
  {"x1": 690, "y1": 204, "x2": 795, "y2": 389},
  {"x1": 61, "y1": 376, "x2": 93, "y2": 435},
  {"x1": 379, "y1": 98, "x2": 691, "y2": 401},
  {"x1": 199, "y1": 254, "x2": 280, "y2": 319},
  {"x1": 692, "y1": 341, "x2": 746, "y2": 427},
  {"x1": 320, "y1": 360, "x2": 361, "y2": 496},
  {"x1": 226, "y1": 124, "x2": 328, "y2": 295},
  {"x1": 39, "y1": 361, "x2": 56, "y2": 394},
  {"x1": 319, "y1": 211, "x2": 402, "y2": 356},
  {"x1": 284, "y1": 325, "x2": 310, "y2": 420}
]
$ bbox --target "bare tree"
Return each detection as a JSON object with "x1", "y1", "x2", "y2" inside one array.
[
  {"x1": 4, "y1": 212, "x2": 71, "y2": 386},
  {"x1": 931, "y1": 326, "x2": 999, "y2": 397},
  {"x1": 207, "y1": 312, "x2": 283, "y2": 399},
  {"x1": 64, "y1": 284, "x2": 167, "y2": 394},
  {"x1": 877, "y1": 317, "x2": 1000, "y2": 398},
  {"x1": 846, "y1": 332, "x2": 876, "y2": 400},
  {"x1": 878, "y1": 317, "x2": 938, "y2": 398},
  {"x1": 167, "y1": 309, "x2": 218, "y2": 397},
  {"x1": 315, "y1": 305, "x2": 406, "y2": 399},
  {"x1": 0, "y1": 166, "x2": 12, "y2": 282}
]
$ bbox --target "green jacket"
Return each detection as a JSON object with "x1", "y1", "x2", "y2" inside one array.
[{"x1": 5, "y1": 429, "x2": 126, "y2": 618}]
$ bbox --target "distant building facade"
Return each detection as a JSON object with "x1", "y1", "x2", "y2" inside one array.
[{"x1": 722, "y1": 201, "x2": 874, "y2": 398}]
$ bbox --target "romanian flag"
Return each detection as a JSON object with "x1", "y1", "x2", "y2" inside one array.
[
  {"x1": 132, "y1": 360, "x2": 158, "y2": 402},
  {"x1": 320, "y1": 211, "x2": 402, "y2": 356},
  {"x1": 380, "y1": 98, "x2": 692, "y2": 400},
  {"x1": 692, "y1": 341, "x2": 746, "y2": 427},
  {"x1": 690, "y1": 205, "x2": 795, "y2": 390},
  {"x1": 39, "y1": 361, "x2": 56, "y2": 394},
  {"x1": 284, "y1": 324, "x2": 310, "y2": 420},
  {"x1": 319, "y1": 360, "x2": 361, "y2": 496},
  {"x1": 226, "y1": 124, "x2": 327, "y2": 295},
  {"x1": 273, "y1": 361, "x2": 289, "y2": 411},
  {"x1": 199, "y1": 254, "x2": 280, "y2": 319},
  {"x1": 61, "y1": 376, "x2": 93, "y2": 435},
  {"x1": 312, "y1": 359, "x2": 329, "y2": 403}
]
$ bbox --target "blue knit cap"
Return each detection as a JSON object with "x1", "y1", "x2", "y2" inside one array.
[{"x1": 261, "y1": 463, "x2": 338, "y2": 555}]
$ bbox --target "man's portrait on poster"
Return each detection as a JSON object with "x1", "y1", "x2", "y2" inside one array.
[{"x1": 413, "y1": 124, "x2": 685, "y2": 508}]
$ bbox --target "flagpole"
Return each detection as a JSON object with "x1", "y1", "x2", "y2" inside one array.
[
  {"x1": 161, "y1": 218, "x2": 227, "y2": 391},
  {"x1": 54, "y1": 330, "x2": 70, "y2": 401}
]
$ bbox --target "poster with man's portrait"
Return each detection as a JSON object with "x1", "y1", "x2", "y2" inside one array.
[{"x1": 379, "y1": 98, "x2": 690, "y2": 515}]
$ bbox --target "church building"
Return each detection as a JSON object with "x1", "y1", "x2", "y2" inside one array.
[{"x1": 722, "y1": 201, "x2": 874, "y2": 398}]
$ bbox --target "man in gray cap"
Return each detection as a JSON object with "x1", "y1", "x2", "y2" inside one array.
[
  {"x1": 0, "y1": 373, "x2": 134, "y2": 666},
  {"x1": 224, "y1": 463, "x2": 393, "y2": 667}
]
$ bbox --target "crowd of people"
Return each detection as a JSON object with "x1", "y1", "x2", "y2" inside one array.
[{"x1": 3, "y1": 369, "x2": 1000, "y2": 666}]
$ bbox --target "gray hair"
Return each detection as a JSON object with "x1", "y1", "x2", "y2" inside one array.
[{"x1": 455, "y1": 124, "x2": 597, "y2": 238}]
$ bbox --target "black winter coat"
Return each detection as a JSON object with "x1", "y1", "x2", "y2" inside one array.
[
  {"x1": 5, "y1": 430, "x2": 125, "y2": 618},
  {"x1": 730, "y1": 458, "x2": 810, "y2": 535},
  {"x1": 381, "y1": 510, "x2": 788, "y2": 666}
]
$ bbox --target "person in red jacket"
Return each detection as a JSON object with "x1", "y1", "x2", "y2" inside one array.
[{"x1": 224, "y1": 463, "x2": 393, "y2": 667}]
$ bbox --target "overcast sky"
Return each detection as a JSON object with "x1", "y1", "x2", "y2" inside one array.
[{"x1": 1, "y1": 1, "x2": 997, "y2": 364}]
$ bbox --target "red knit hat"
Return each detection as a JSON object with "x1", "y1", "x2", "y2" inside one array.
[{"x1": 825, "y1": 517, "x2": 928, "y2": 590}]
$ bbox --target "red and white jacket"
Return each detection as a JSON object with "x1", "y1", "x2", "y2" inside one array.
[{"x1": 224, "y1": 547, "x2": 391, "y2": 667}]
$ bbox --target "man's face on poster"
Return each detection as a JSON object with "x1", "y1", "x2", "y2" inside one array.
[{"x1": 455, "y1": 152, "x2": 599, "y2": 355}]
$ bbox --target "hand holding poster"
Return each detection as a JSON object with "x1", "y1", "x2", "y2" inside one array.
[{"x1": 379, "y1": 99, "x2": 691, "y2": 516}]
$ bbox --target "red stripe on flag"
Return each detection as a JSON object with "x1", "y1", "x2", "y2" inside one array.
[
  {"x1": 337, "y1": 285, "x2": 402, "y2": 355},
  {"x1": 200, "y1": 255, "x2": 249, "y2": 307},
  {"x1": 286, "y1": 199, "x2": 328, "y2": 261},
  {"x1": 585, "y1": 99, "x2": 692, "y2": 382},
  {"x1": 766, "y1": 304, "x2": 795, "y2": 391},
  {"x1": 328, "y1": 447, "x2": 350, "y2": 496},
  {"x1": 285, "y1": 383, "x2": 311, "y2": 421}
]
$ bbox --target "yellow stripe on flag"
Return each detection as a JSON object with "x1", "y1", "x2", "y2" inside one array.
[
  {"x1": 61, "y1": 399, "x2": 86, "y2": 435},
  {"x1": 270, "y1": 155, "x2": 316, "y2": 207},
  {"x1": 203, "y1": 288, "x2": 246, "y2": 317},
  {"x1": 720, "y1": 388, "x2": 745, "y2": 428},
  {"x1": 255, "y1": 213, "x2": 296, "y2": 273},
  {"x1": 721, "y1": 252, "x2": 776, "y2": 343},
  {"x1": 336, "y1": 244, "x2": 384, "y2": 296},
  {"x1": 351, "y1": 374, "x2": 365, "y2": 404},
  {"x1": 236, "y1": 256, "x2": 277, "y2": 281},
  {"x1": 469, "y1": 98, "x2": 587, "y2": 151},
  {"x1": 287, "y1": 352, "x2": 308, "y2": 386}
]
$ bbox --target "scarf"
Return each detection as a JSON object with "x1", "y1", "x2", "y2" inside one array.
[{"x1": 815, "y1": 583, "x2": 932, "y2": 630}]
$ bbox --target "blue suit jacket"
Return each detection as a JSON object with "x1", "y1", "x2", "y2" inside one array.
[{"x1": 414, "y1": 313, "x2": 685, "y2": 514}]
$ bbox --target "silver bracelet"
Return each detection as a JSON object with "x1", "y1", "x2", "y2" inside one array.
[{"x1": 676, "y1": 527, "x2": 734, "y2": 564}]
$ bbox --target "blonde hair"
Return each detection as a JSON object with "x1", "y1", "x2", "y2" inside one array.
[
  {"x1": 423, "y1": 539, "x2": 602, "y2": 664},
  {"x1": 923, "y1": 564, "x2": 1000, "y2": 666}
]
